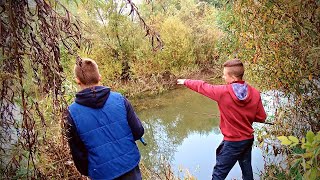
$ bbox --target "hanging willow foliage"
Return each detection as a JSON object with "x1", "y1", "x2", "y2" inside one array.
[
  {"x1": 0, "y1": 0, "x2": 81, "y2": 178},
  {"x1": 127, "y1": 0, "x2": 163, "y2": 51}
]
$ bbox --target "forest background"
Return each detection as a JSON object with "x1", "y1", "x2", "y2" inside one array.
[{"x1": 0, "y1": 0, "x2": 319, "y2": 179}]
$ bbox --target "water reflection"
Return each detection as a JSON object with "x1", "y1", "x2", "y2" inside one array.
[
  {"x1": 172, "y1": 132, "x2": 265, "y2": 180},
  {"x1": 137, "y1": 88, "x2": 219, "y2": 172},
  {"x1": 136, "y1": 88, "x2": 265, "y2": 179},
  {"x1": 0, "y1": 103, "x2": 21, "y2": 166}
]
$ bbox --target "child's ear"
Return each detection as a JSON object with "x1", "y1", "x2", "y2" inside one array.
[
  {"x1": 99, "y1": 74, "x2": 102, "y2": 81},
  {"x1": 75, "y1": 77, "x2": 81, "y2": 85},
  {"x1": 231, "y1": 75, "x2": 238, "y2": 81}
]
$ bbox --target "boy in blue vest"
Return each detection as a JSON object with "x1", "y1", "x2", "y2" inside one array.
[{"x1": 65, "y1": 58, "x2": 144, "y2": 180}]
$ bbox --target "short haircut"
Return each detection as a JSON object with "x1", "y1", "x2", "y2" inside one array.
[
  {"x1": 223, "y1": 59, "x2": 244, "y2": 79},
  {"x1": 74, "y1": 58, "x2": 100, "y2": 85}
]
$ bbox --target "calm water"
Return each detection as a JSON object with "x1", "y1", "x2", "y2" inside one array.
[{"x1": 136, "y1": 88, "x2": 268, "y2": 180}]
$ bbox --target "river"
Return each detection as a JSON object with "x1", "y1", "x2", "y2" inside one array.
[{"x1": 136, "y1": 88, "x2": 275, "y2": 180}]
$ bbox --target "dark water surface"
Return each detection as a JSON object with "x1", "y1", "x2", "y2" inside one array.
[{"x1": 136, "y1": 88, "x2": 266, "y2": 180}]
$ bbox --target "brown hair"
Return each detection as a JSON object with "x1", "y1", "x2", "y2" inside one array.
[
  {"x1": 74, "y1": 58, "x2": 100, "y2": 85},
  {"x1": 223, "y1": 59, "x2": 244, "y2": 79}
]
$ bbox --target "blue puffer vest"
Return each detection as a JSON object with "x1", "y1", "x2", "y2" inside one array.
[{"x1": 69, "y1": 92, "x2": 140, "y2": 180}]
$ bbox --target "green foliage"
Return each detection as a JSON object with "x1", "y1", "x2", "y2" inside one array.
[
  {"x1": 277, "y1": 131, "x2": 320, "y2": 179},
  {"x1": 214, "y1": 2, "x2": 240, "y2": 61},
  {"x1": 201, "y1": 0, "x2": 229, "y2": 8},
  {"x1": 73, "y1": 0, "x2": 138, "y2": 81},
  {"x1": 66, "y1": 0, "x2": 223, "y2": 97},
  {"x1": 156, "y1": 16, "x2": 194, "y2": 70}
]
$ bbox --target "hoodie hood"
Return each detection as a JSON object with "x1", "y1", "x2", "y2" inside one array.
[
  {"x1": 232, "y1": 83, "x2": 248, "y2": 100},
  {"x1": 75, "y1": 86, "x2": 110, "y2": 108},
  {"x1": 227, "y1": 82, "x2": 252, "y2": 106}
]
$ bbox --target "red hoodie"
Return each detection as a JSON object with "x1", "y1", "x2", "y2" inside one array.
[{"x1": 184, "y1": 80, "x2": 267, "y2": 141}]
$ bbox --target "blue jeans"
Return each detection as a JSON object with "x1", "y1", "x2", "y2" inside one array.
[
  {"x1": 212, "y1": 138, "x2": 254, "y2": 180},
  {"x1": 114, "y1": 165, "x2": 142, "y2": 180}
]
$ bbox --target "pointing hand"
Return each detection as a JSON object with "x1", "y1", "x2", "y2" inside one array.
[{"x1": 177, "y1": 79, "x2": 186, "y2": 85}]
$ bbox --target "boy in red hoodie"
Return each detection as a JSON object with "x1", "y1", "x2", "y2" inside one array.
[{"x1": 177, "y1": 59, "x2": 266, "y2": 180}]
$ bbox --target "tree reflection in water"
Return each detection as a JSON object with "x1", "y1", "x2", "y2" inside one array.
[{"x1": 136, "y1": 88, "x2": 219, "y2": 176}]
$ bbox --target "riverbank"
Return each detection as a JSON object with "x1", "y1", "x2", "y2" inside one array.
[{"x1": 116, "y1": 67, "x2": 222, "y2": 111}]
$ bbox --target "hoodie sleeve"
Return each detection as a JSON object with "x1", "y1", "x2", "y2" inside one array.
[
  {"x1": 254, "y1": 97, "x2": 267, "y2": 122},
  {"x1": 124, "y1": 97, "x2": 144, "y2": 140},
  {"x1": 64, "y1": 110, "x2": 88, "y2": 176},
  {"x1": 184, "y1": 79, "x2": 224, "y2": 102}
]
